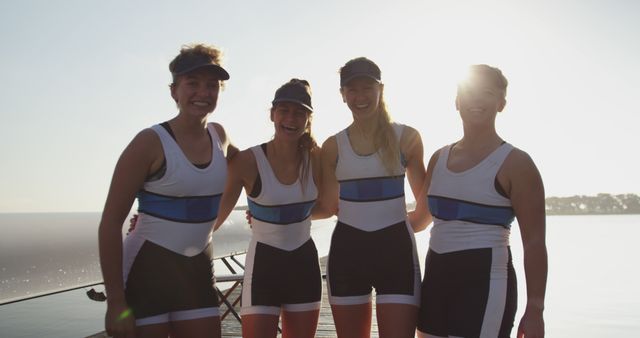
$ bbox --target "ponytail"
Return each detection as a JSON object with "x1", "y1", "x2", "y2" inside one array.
[{"x1": 374, "y1": 96, "x2": 402, "y2": 176}]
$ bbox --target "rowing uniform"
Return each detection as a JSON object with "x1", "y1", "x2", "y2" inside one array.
[
  {"x1": 242, "y1": 144, "x2": 321, "y2": 316},
  {"x1": 327, "y1": 123, "x2": 421, "y2": 306},
  {"x1": 123, "y1": 123, "x2": 226, "y2": 326},
  {"x1": 417, "y1": 142, "x2": 517, "y2": 338}
]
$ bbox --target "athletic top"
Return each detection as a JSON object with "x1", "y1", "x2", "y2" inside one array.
[
  {"x1": 428, "y1": 143, "x2": 515, "y2": 253},
  {"x1": 131, "y1": 123, "x2": 227, "y2": 257},
  {"x1": 335, "y1": 123, "x2": 407, "y2": 232},
  {"x1": 247, "y1": 145, "x2": 317, "y2": 251}
]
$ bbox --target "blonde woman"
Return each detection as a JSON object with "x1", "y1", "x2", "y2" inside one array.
[{"x1": 319, "y1": 57, "x2": 430, "y2": 338}]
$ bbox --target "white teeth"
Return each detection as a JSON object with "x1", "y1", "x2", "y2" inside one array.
[
  {"x1": 356, "y1": 104, "x2": 368, "y2": 109},
  {"x1": 192, "y1": 101, "x2": 209, "y2": 107}
]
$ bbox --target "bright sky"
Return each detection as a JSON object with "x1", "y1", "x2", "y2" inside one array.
[{"x1": 1, "y1": 0, "x2": 638, "y2": 212}]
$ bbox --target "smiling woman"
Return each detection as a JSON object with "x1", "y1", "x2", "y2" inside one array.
[
  {"x1": 97, "y1": 43, "x2": 238, "y2": 338},
  {"x1": 212, "y1": 78, "x2": 324, "y2": 338},
  {"x1": 413, "y1": 64, "x2": 547, "y2": 338}
]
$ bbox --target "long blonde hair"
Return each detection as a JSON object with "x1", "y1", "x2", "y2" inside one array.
[{"x1": 373, "y1": 95, "x2": 402, "y2": 176}]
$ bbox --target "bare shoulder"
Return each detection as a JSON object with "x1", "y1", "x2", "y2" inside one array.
[
  {"x1": 133, "y1": 127, "x2": 161, "y2": 145},
  {"x1": 321, "y1": 135, "x2": 338, "y2": 150},
  {"x1": 321, "y1": 136, "x2": 338, "y2": 162},
  {"x1": 229, "y1": 148, "x2": 258, "y2": 188},
  {"x1": 212, "y1": 122, "x2": 227, "y2": 140},
  {"x1": 499, "y1": 147, "x2": 543, "y2": 195},
  {"x1": 400, "y1": 124, "x2": 421, "y2": 141},
  {"x1": 400, "y1": 125, "x2": 423, "y2": 154},
  {"x1": 126, "y1": 128, "x2": 162, "y2": 159},
  {"x1": 427, "y1": 148, "x2": 442, "y2": 167},
  {"x1": 212, "y1": 122, "x2": 239, "y2": 159},
  {"x1": 310, "y1": 146, "x2": 322, "y2": 165},
  {"x1": 503, "y1": 147, "x2": 539, "y2": 174},
  {"x1": 110, "y1": 128, "x2": 163, "y2": 192},
  {"x1": 231, "y1": 148, "x2": 256, "y2": 168}
]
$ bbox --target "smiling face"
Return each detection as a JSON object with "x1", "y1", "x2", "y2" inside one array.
[
  {"x1": 270, "y1": 102, "x2": 311, "y2": 142},
  {"x1": 170, "y1": 68, "x2": 222, "y2": 118},
  {"x1": 456, "y1": 74, "x2": 506, "y2": 127},
  {"x1": 340, "y1": 77, "x2": 383, "y2": 121}
]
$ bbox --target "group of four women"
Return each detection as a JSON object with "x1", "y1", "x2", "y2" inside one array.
[{"x1": 98, "y1": 43, "x2": 547, "y2": 338}]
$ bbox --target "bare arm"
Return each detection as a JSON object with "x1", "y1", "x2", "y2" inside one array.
[
  {"x1": 409, "y1": 149, "x2": 439, "y2": 232},
  {"x1": 401, "y1": 126, "x2": 432, "y2": 232},
  {"x1": 500, "y1": 149, "x2": 547, "y2": 338},
  {"x1": 312, "y1": 136, "x2": 339, "y2": 219},
  {"x1": 98, "y1": 129, "x2": 163, "y2": 337},
  {"x1": 309, "y1": 146, "x2": 332, "y2": 220},
  {"x1": 213, "y1": 150, "x2": 255, "y2": 231},
  {"x1": 213, "y1": 122, "x2": 239, "y2": 161}
]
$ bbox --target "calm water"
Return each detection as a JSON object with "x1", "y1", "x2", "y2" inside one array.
[{"x1": 0, "y1": 214, "x2": 638, "y2": 337}]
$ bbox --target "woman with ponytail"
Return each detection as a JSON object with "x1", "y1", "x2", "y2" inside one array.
[
  {"x1": 213, "y1": 79, "x2": 323, "y2": 338},
  {"x1": 319, "y1": 57, "x2": 431, "y2": 338}
]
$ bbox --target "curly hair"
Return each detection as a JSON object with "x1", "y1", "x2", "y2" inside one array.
[{"x1": 169, "y1": 43, "x2": 227, "y2": 88}]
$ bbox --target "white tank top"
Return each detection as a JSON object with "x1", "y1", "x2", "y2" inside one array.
[
  {"x1": 335, "y1": 123, "x2": 407, "y2": 231},
  {"x1": 428, "y1": 142, "x2": 515, "y2": 253},
  {"x1": 127, "y1": 123, "x2": 227, "y2": 257},
  {"x1": 247, "y1": 145, "x2": 317, "y2": 251}
]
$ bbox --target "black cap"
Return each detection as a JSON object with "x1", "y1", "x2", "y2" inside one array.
[
  {"x1": 272, "y1": 79, "x2": 313, "y2": 112},
  {"x1": 340, "y1": 57, "x2": 381, "y2": 87},
  {"x1": 171, "y1": 53, "x2": 230, "y2": 80}
]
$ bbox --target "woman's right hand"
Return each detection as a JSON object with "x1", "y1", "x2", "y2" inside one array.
[
  {"x1": 245, "y1": 209, "x2": 253, "y2": 227},
  {"x1": 127, "y1": 214, "x2": 138, "y2": 235},
  {"x1": 105, "y1": 300, "x2": 136, "y2": 338}
]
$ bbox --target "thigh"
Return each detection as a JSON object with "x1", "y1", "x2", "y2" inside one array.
[
  {"x1": 125, "y1": 241, "x2": 174, "y2": 320},
  {"x1": 126, "y1": 241, "x2": 218, "y2": 320},
  {"x1": 417, "y1": 250, "x2": 449, "y2": 337},
  {"x1": 448, "y1": 247, "x2": 516, "y2": 338},
  {"x1": 241, "y1": 314, "x2": 280, "y2": 338},
  {"x1": 283, "y1": 240, "x2": 322, "y2": 306},
  {"x1": 330, "y1": 303, "x2": 372, "y2": 338},
  {"x1": 327, "y1": 222, "x2": 372, "y2": 302},
  {"x1": 281, "y1": 309, "x2": 320, "y2": 338},
  {"x1": 372, "y1": 221, "x2": 420, "y2": 304},
  {"x1": 376, "y1": 303, "x2": 418, "y2": 338},
  {"x1": 246, "y1": 242, "x2": 283, "y2": 308}
]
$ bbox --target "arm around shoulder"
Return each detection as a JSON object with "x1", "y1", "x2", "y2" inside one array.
[
  {"x1": 213, "y1": 149, "x2": 255, "y2": 231},
  {"x1": 213, "y1": 122, "x2": 239, "y2": 161}
]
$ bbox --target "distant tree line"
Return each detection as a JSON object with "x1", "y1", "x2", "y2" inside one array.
[
  {"x1": 545, "y1": 193, "x2": 640, "y2": 215},
  {"x1": 406, "y1": 193, "x2": 640, "y2": 215}
]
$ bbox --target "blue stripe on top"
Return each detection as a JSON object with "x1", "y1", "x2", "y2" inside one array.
[
  {"x1": 137, "y1": 190, "x2": 221, "y2": 223},
  {"x1": 428, "y1": 195, "x2": 515, "y2": 228},
  {"x1": 248, "y1": 199, "x2": 315, "y2": 225},
  {"x1": 339, "y1": 175, "x2": 405, "y2": 202}
]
